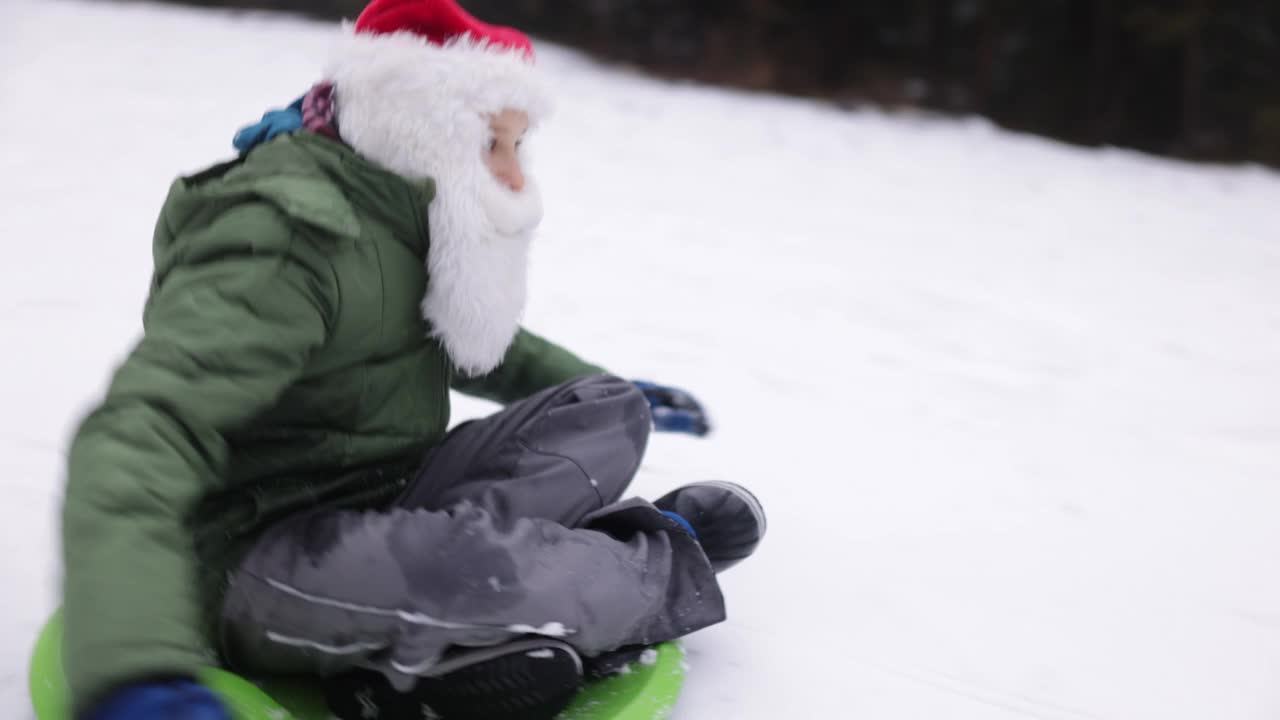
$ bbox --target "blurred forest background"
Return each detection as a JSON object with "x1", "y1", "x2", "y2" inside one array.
[{"x1": 145, "y1": 0, "x2": 1280, "y2": 166}]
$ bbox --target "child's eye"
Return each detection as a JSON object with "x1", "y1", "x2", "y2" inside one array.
[{"x1": 488, "y1": 139, "x2": 498, "y2": 152}]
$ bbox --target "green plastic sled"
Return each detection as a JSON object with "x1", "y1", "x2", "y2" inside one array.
[{"x1": 30, "y1": 611, "x2": 686, "y2": 720}]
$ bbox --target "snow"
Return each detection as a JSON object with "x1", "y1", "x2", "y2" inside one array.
[
  {"x1": 507, "y1": 623, "x2": 571, "y2": 639},
  {"x1": 3, "y1": 1, "x2": 1280, "y2": 718}
]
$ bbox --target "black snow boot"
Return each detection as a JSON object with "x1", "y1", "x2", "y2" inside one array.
[
  {"x1": 324, "y1": 638, "x2": 584, "y2": 720},
  {"x1": 654, "y1": 480, "x2": 766, "y2": 573}
]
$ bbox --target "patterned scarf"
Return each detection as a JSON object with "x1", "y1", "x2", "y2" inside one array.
[{"x1": 302, "y1": 81, "x2": 341, "y2": 141}]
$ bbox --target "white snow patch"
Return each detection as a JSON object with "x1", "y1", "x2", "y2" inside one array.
[
  {"x1": 639, "y1": 648, "x2": 660, "y2": 666},
  {"x1": 526, "y1": 649, "x2": 556, "y2": 659},
  {"x1": 506, "y1": 622, "x2": 571, "y2": 638}
]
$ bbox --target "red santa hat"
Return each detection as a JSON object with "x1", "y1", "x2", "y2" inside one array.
[
  {"x1": 354, "y1": 0, "x2": 534, "y2": 57},
  {"x1": 326, "y1": 0, "x2": 552, "y2": 181}
]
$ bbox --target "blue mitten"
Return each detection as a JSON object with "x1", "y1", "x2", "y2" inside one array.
[
  {"x1": 633, "y1": 381, "x2": 712, "y2": 436},
  {"x1": 87, "y1": 680, "x2": 231, "y2": 720},
  {"x1": 232, "y1": 95, "x2": 305, "y2": 154}
]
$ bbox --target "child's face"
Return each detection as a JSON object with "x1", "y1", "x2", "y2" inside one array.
[{"x1": 485, "y1": 108, "x2": 530, "y2": 192}]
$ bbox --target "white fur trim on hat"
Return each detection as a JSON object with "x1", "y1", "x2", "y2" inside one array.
[{"x1": 326, "y1": 27, "x2": 552, "y2": 182}]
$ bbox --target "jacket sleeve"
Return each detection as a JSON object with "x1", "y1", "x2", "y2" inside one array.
[
  {"x1": 450, "y1": 327, "x2": 606, "y2": 404},
  {"x1": 62, "y1": 218, "x2": 336, "y2": 713}
]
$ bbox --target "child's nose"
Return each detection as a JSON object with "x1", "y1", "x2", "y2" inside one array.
[{"x1": 501, "y1": 163, "x2": 525, "y2": 192}]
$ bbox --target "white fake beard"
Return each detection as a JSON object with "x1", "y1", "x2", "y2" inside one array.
[
  {"x1": 327, "y1": 30, "x2": 556, "y2": 376},
  {"x1": 420, "y1": 165, "x2": 543, "y2": 376}
]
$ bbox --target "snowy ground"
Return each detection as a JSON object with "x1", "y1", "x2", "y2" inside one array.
[{"x1": 4, "y1": 1, "x2": 1280, "y2": 718}]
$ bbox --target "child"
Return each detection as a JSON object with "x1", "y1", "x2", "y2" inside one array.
[{"x1": 64, "y1": 1, "x2": 765, "y2": 718}]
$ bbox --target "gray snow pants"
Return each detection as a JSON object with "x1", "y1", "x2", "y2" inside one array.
[{"x1": 218, "y1": 374, "x2": 725, "y2": 689}]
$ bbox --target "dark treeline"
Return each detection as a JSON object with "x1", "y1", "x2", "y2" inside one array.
[{"x1": 155, "y1": 0, "x2": 1280, "y2": 166}]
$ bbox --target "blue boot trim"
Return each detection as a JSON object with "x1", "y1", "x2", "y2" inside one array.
[{"x1": 660, "y1": 510, "x2": 697, "y2": 540}]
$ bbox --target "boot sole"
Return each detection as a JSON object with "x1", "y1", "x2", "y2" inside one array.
[
  {"x1": 327, "y1": 639, "x2": 583, "y2": 720},
  {"x1": 425, "y1": 638, "x2": 584, "y2": 677}
]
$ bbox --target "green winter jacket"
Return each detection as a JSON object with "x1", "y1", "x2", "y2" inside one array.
[{"x1": 61, "y1": 132, "x2": 604, "y2": 713}]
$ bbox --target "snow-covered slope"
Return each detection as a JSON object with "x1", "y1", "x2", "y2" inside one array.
[{"x1": 3, "y1": 1, "x2": 1280, "y2": 718}]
